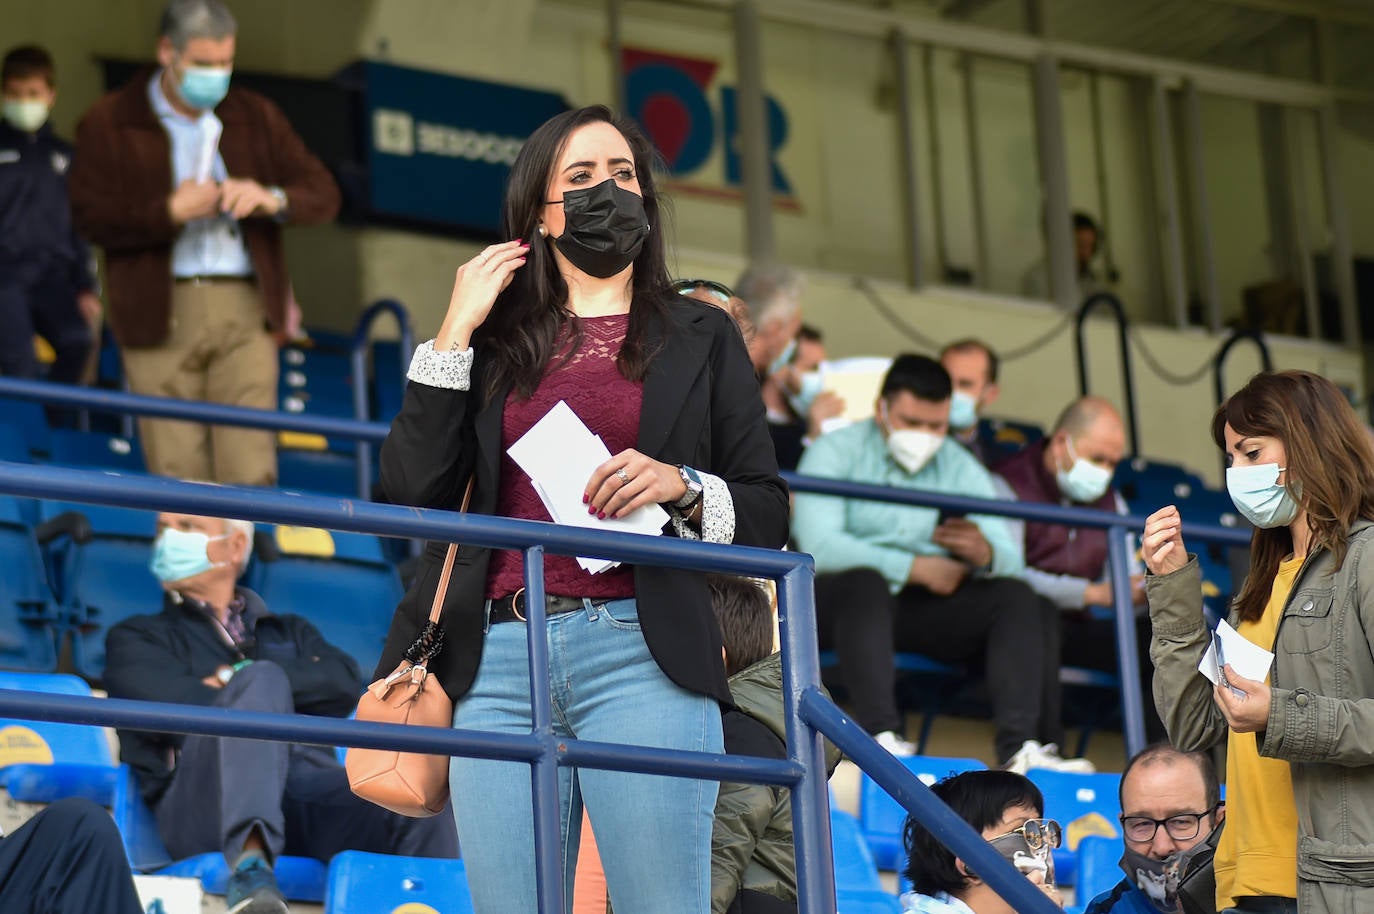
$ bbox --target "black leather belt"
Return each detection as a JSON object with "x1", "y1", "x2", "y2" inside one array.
[{"x1": 489, "y1": 589, "x2": 600, "y2": 624}]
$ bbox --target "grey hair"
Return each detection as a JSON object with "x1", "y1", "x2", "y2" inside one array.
[
  {"x1": 160, "y1": 0, "x2": 237, "y2": 50},
  {"x1": 221, "y1": 517, "x2": 255, "y2": 574},
  {"x1": 735, "y1": 263, "x2": 803, "y2": 329}
]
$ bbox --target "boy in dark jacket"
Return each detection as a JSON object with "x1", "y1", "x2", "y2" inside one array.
[
  {"x1": 104, "y1": 511, "x2": 456, "y2": 914},
  {"x1": 708, "y1": 575, "x2": 842, "y2": 914}
]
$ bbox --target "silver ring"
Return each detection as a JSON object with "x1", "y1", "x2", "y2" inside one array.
[{"x1": 615, "y1": 468, "x2": 631, "y2": 484}]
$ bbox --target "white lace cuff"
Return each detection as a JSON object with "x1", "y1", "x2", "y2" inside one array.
[
  {"x1": 670, "y1": 471, "x2": 735, "y2": 544},
  {"x1": 406, "y1": 340, "x2": 474, "y2": 390}
]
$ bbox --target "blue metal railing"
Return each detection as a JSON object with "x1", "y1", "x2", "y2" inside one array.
[
  {"x1": 0, "y1": 462, "x2": 1064, "y2": 914},
  {"x1": 783, "y1": 471, "x2": 1251, "y2": 756}
]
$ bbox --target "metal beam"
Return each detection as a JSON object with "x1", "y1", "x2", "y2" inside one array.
[
  {"x1": 1181, "y1": 80, "x2": 1223, "y2": 331},
  {"x1": 1283, "y1": 106, "x2": 1322, "y2": 340},
  {"x1": 732, "y1": 0, "x2": 776, "y2": 265},
  {"x1": 1318, "y1": 105, "x2": 1361, "y2": 346},
  {"x1": 607, "y1": 0, "x2": 627, "y2": 112},
  {"x1": 1031, "y1": 54, "x2": 1076, "y2": 310},
  {"x1": 961, "y1": 52, "x2": 990, "y2": 287},
  {"x1": 1148, "y1": 78, "x2": 1190, "y2": 328},
  {"x1": 891, "y1": 30, "x2": 925, "y2": 288},
  {"x1": 922, "y1": 46, "x2": 950, "y2": 282}
]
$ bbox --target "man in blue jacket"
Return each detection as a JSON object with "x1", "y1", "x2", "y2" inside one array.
[
  {"x1": 104, "y1": 511, "x2": 457, "y2": 914},
  {"x1": 0, "y1": 45, "x2": 99, "y2": 385},
  {"x1": 1084, "y1": 744, "x2": 1223, "y2": 914}
]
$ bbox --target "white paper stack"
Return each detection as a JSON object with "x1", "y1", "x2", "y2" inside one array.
[
  {"x1": 507, "y1": 400, "x2": 668, "y2": 573},
  {"x1": 1198, "y1": 619, "x2": 1275, "y2": 697}
]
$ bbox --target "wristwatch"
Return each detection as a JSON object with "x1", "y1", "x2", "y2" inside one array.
[
  {"x1": 215, "y1": 665, "x2": 235, "y2": 685},
  {"x1": 675, "y1": 464, "x2": 704, "y2": 509},
  {"x1": 266, "y1": 185, "x2": 289, "y2": 218}
]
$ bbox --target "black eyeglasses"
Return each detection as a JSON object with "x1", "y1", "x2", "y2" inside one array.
[
  {"x1": 988, "y1": 818, "x2": 1062, "y2": 852},
  {"x1": 673, "y1": 279, "x2": 734, "y2": 304},
  {"x1": 1120, "y1": 805, "x2": 1221, "y2": 843}
]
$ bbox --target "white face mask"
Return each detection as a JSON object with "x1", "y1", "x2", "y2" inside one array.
[
  {"x1": 1226, "y1": 462, "x2": 1300, "y2": 528},
  {"x1": 882, "y1": 404, "x2": 944, "y2": 474},
  {"x1": 2, "y1": 99, "x2": 49, "y2": 133},
  {"x1": 1056, "y1": 437, "x2": 1114, "y2": 503}
]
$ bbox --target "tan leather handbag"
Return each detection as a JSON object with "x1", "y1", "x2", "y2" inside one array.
[{"x1": 346, "y1": 485, "x2": 471, "y2": 817}]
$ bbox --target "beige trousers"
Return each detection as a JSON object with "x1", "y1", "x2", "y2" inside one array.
[{"x1": 121, "y1": 280, "x2": 278, "y2": 485}]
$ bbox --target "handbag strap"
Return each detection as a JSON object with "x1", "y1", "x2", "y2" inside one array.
[{"x1": 427, "y1": 476, "x2": 474, "y2": 626}]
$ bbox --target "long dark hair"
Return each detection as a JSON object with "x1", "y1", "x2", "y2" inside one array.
[
  {"x1": 473, "y1": 105, "x2": 675, "y2": 402},
  {"x1": 1212, "y1": 370, "x2": 1374, "y2": 622}
]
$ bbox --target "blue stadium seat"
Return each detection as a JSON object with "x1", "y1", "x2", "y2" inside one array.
[
  {"x1": 47, "y1": 429, "x2": 146, "y2": 473},
  {"x1": 325, "y1": 851, "x2": 474, "y2": 914},
  {"x1": 1026, "y1": 769, "x2": 1123, "y2": 887},
  {"x1": 0, "y1": 422, "x2": 32, "y2": 463},
  {"x1": 835, "y1": 889, "x2": 903, "y2": 914},
  {"x1": 1114, "y1": 458, "x2": 1204, "y2": 514},
  {"x1": 0, "y1": 495, "x2": 59, "y2": 672},
  {"x1": 113, "y1": 765, "x2": 326, "y2": 899},
  {"x1": 832, "y1": 808, "x2": 884, "y2": 894},
  {"x1": 1073, "y1": 834, "x2": 1126, "y2": 912},
  {"x1": 0, "y1": 672, "x2": 117, "y2": 805},
  {"x1": 38, "y1": 501, "x2": 163, "y2": 682},
  {"x1": 0, "y1": 398, "x2": 51, "y2": 456},
  {"x1": 278, "y1": 449, "x2": 363, "y2": 497},
  {"x1": 818, "y1": 650, "x2": 965, "y2": 754},
  {"x1": 248, "y1": 525, "x2": 402, "y2": 675},
  {"x1": 859, "y1": 755, "x2": 986, "y2": 870}
]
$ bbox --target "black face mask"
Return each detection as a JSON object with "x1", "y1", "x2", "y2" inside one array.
[{"x1": 548, "y1": 178, "x2": 650, "y2": 279}]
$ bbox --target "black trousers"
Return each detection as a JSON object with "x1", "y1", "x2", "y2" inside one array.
[
  {"x1": 154, "y1": 660, "x2": 459, "y2": 864},
  {"x1": 814, "y1": 567, "x2": 1061, "y2": 763},
  {"x1": 1060, "y1": 608, "x2": 1167, "y2": 743},
  {"x1": 0, "y1": 258, "x2": 91, "y2": 385},
  {"x1": 726, "y1": 889, "x2": 797, "y2": 914},
  {"x1": 0, "y1": 797, "x2": 145, "y2": 914}
]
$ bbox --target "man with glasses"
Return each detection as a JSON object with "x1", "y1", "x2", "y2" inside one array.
[{"x1": 1085, "y1": 744, "x2": 1225, "y2": 914}]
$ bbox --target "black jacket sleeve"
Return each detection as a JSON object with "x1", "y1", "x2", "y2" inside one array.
[
  {"x1": 104, "y1": 618, "x2": 222, "y2": 711},
  {"x1": 378, "y1": 377, "x2": 481, "y2": 510},
  {"x1": 260, "y1": 616, "x2": 363, "y2": 718}
]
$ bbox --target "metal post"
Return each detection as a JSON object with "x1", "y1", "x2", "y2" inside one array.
[
  {"x1": 891, "y1": 30, "x2": 925, "y2": 289},
  {"x1": 1181, "y1": 81, "x2": 1222, "y2": 332},
  {"x1": 1087, "y1": 71, "x2": 1115, "y2": 282},
  {"x1": 922, "y1": 46, "x2": 950, "y2": 282},
  {"x1": 1031, "y1": 55, "x2": 1076, "y2": 310},
  {"x1": 732, "y1": 0, "x2": 775, "y2": 265},
  {"x1": 1284, "y1": 107, "x2": 1322, "y2": 340},
  {"x1": 961, "y1": 52, "x2": 989, "y2": 287},
  {"x1": 778, "y1": 562, "x2": 836, "y2": 914},
  {"x1": 522, "y1": 546, "x2": 565, "y2": 914},
  {"x1": 1148, "y1": 78, "x2": 1190, "y2": 328},
  {"x1": 1318, "y1": 105, "x2": 1361, "y2": 346},
  {"x1": 1109, "y1": 526, "x2": 1147, "y2": 757},
  {"x1": 607, "y1": 0, "x2": 627, "y2": 113}
]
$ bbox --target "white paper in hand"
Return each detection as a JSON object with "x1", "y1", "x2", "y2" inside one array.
[
  {"x1": 1198, "y1": 619, "x2": 1274, "y2": 696},
  {"x1": 508, "y1": 401, "x2": 668, "y2": 573},
  {"x1": 195, "y1": 119, "x2": 222, "y2": 184}
]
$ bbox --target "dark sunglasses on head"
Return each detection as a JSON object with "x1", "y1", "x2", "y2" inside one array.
[{"x1": 673, "y1": 279, "x2": 734, "y2": 304}]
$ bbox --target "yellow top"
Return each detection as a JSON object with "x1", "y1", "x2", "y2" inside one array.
[{"x1": 1215, "y1": 554, "x2": 1302, "y2": 909}]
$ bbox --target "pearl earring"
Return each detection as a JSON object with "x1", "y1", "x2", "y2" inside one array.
[{"x1": 537, "y1": 224, "x2": 548, "y2": 237}]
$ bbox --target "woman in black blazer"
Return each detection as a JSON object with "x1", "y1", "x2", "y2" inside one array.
[{"x1": 374, "y1": 105, "x2": 790, "y2": 914}]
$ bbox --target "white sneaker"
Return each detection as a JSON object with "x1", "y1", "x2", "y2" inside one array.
[
  {"x1": 875, "y1": 730, "x2": 918, "y2": 757},
  {"x1": 1002, "y1": 740, "x2": 1096, "y2": 774}
]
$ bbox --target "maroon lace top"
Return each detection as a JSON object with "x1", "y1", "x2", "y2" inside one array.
[{"x1": 485, "y1": 313, "x2": 643, "y2": 599}]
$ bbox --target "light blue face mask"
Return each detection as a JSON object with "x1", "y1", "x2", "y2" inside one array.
[
  {"x1": 150, "y1": 528, "x2": 229, "y2": 584},
  {"x1": 948, "y1": 390, "x2": 979, "y2": 431},
  {"x1": 178, "y1": 65, "x2": 231, "y2": 110},
  {"x1": 1226, "y1": 462, "x2": 1300, "y2": 529},
  {"x1": 767, "y1": 336, "x2": 797, "y2": 378},
  {"x1": 787, "y1": 371, "x2": 824, "y2": 418}
]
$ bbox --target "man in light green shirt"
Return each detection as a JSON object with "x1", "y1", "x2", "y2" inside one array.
[{"x1": 793, "y1": 354, "x2": 1091, "y2": 773}]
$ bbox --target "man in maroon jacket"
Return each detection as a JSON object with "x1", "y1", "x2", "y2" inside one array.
[{"x1": 69, "y1": 0, "x2": 339, "y2": 486}]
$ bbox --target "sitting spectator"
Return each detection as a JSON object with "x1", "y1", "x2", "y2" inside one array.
[
  {"x1": 708, "y1": 574, "x2": 841, "y2": 914},
  {"x1": 104, "y1": 511, "x2": 456, "y2": 914},
  {"x1": 939, "y1": 339, "x2": 1001, "y2": 469},
  {"x1": 676, "y1": 278, "x2": 755, "y2": 346},
  {"x1": 903, "y1": 770, "x2": 1064, "y2": 913},
  {"x1": 1085, "y1": 744, "x2": 1224, "y2": 914},
  {"x1": 736, "y1": 264, "x2": 819, "y2": 470},
  {"x1": 1021, "y1": 210, "x2": 1107, "y2": 304},
  {"x1": 992, "y1": 396, "x2": 1164, "y2": 741},
  {"x1": 69, "y1": 0, "x2": 341, "y2": 485},
  {"x1": 0, "y1": 45, "x2": 100, "y2": 388},
  {"x1": 792, "y1": 354, "x2": 1088, "y2": 772},
  {"x1": 0, "y1": 797, "x2": 145, "y2": 914}
]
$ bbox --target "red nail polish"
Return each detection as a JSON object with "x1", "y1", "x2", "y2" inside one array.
[
  {"x1": 515, "y1": 238, "x2": 523, "y2": 244},
  {"x1": 582, "y1": 493, "x2": 588, "y2": 504},
  {"x1": 587, "y1": 505, "x2": 596, "y2": 515},
  {"x1": 598, "y1": 511, "x2": 606, "y2": 520}
]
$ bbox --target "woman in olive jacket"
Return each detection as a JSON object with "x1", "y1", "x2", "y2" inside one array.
[{"x1": 1142, "y1": 370, "x2": 1374, "y2": 914}]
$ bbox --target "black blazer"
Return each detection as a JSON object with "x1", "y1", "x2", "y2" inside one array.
[{"x1": 374, "y1": 300, "x2": 791, "y2": 705}]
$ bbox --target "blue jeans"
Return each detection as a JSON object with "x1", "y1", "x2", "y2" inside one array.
[{"x1": 450, "y1": 598, "x2": 723, "y2": 914}]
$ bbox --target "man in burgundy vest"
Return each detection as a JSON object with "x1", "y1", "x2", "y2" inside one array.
[{"x1": 993, "y1": 396, "x2": 1164, "y2": 741}]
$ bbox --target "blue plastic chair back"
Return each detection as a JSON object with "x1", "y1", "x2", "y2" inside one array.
[
  {"x1": 0, "y1": 398, "x2": 50, "y2": 455},
  {"x1": 0, "y1": 672, "x2": 117, "y2": 804},
  {"x1": 0, "y1": 495, "x2": 59, "y2": 671},
  {"x1": 835, "y1": 889, "x2": 903, "y2": 914},
  {"x1": 1026, "y1": 769, "x2": 1123, "y2": 887},
  {"x1": 1074, "y1": 834, "x2": 1127, "y2": 910},
  {"x1": 832, "y1": 808, "x2": 883, "y2": 894},
  {"x1": 0, "y1": 422, "x2": 32, "y2": 463},
  {"x1": 325, "y1": 850, "x2": 475, "y2": 914},
  {"x1": 859, "y1": 755, "x2": 986, "y2": 870},
  {"x1": 48, "y1": 429, "x2": 146, "y2": 473},
  {"x1": 278, "y1": 450, "x2": 363, "y2": 497}
]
